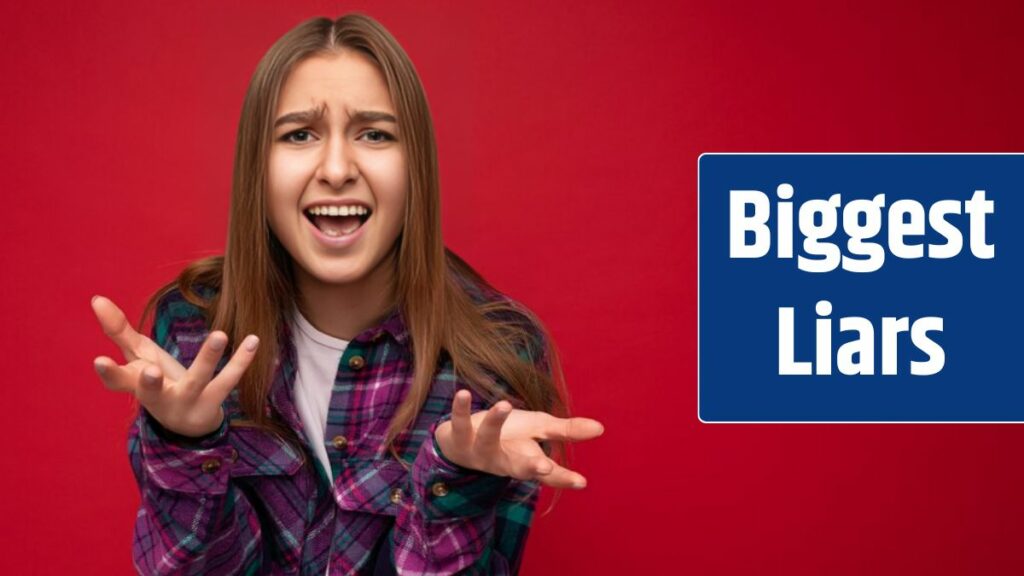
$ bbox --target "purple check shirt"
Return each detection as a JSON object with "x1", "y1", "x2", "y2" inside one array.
[{"x1": 127, "y1": 283, "x2": 546, "y2": 575}]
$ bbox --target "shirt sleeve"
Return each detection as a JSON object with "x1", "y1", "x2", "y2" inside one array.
[
  {"x1": 389, "y1": 308, "x2": 550, "y2": 575},
  {"x1": 126, "y1": 293, "x2": 264, "y2": 575},
  {"x1": 389, "y1": 414, "x2": 541, "y2": 575}
]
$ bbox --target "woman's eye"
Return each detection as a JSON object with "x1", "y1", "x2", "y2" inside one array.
[
  {"x1": 281, "y1": 130, "x2": 312, "y2": 143},
  {"x1": 279, "y1": 129, "x2": 394, "y2": 144},
  {"x1": 361, "y1": 129, "x2": 395, "y2": 143}
]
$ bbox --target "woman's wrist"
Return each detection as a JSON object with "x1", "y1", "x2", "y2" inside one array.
[{"x1": 144, "y1": 409, "x2": 228, "y2": 446}]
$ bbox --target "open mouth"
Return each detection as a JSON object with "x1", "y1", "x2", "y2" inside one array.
[{"x1": 304, "y1": 205, "x2": 372, "y2": 238}]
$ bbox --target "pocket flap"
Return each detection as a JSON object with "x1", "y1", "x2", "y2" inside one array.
[
  {"x1": 228, "y1": 425, "x2": 305, "y2": 477},
  {"x1": 333, "y1": 458, "x2": 410, "y2": 516}
]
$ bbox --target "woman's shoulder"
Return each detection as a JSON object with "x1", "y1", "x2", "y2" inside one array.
[
  {"x1": 450, "y1": 266, "x2": 550, "y2": 364},
  {"x1": 452, "y1": 266, "x2": 539, "y2": 325}
]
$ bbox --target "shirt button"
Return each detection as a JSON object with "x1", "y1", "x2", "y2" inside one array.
[
  {"x1": 229, "y1": 448, "x2": 239, "y2": 463},
  {"x1": 201, "y1": 458, "x2": 221, "y2": 473},
  {"x1": 332, "y1": 435, "x2": 348, "y2": 450},
  {"x1": 348, "y1": 355, "x2": 366, "y2": 370},
  {"x1": 389, "y1": 488, "x2": 403, "y2": 504},
  {"x1": 431, "y1": 481, "x2": 449, "y2": 497}
]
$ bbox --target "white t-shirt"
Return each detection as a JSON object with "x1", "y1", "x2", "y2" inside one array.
[{"x1": 289, "y1": 306, "x2": 349, "y2": 483}]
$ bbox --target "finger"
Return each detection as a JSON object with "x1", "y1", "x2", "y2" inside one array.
[
  {"x1": 135, "y1": 361, "x2": 165, "y2": 406},
  {"x1": 450, "y1": 390, "x2": 474, "y2": 444},
  {"x1": 537, "y1": 415, "x2": 605, "y2": 443},
  {"x1": 91, "y1": 295, "x2": 187, "y2": 381},
  {"x1": 506, "y1": 454, "x2": 554, "y2": 481},
  {"x1": 91, "y1": 295, "x2": 143, "y2": 361},
  {"x1": 135, "y1": 334, "x2": 188, "y2": 381},
  {"x1": 93, "y1": 356, "x2": 136, "y2": 394},
  {"x1": 474, "y1": 400, "x2": 512, "y2": 454},
  {"x1": 184, "y1": 331, "x2": 229, "y2": 391},
  {"x1": 202, "y1": 335, "x2": 259, "y2": 405},
  {"x1": 534, "y1": 460, "x2": 587, "y2": 490},
  {"x1": 504, "y1": 442, "x2": 555, "y2": 480}
]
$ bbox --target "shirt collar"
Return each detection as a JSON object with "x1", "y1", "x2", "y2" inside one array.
[
  {"x1": 282, "y1": 304, "x2": 410, "y2": 350},
  {"x1": 268, "y1": 304, "x2": 411, "y2": 423},
  {"x1": 360, "y1": 305, "x2": 410, "y2": 347}
]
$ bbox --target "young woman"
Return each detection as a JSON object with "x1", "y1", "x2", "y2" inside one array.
[{"x1": 90, "y1": 13, "x2": 603, "y2": 576}]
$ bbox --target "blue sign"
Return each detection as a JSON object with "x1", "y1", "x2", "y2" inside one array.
[{"x1": 698, "y1": 154, "x2": 1021, "y2": 422}]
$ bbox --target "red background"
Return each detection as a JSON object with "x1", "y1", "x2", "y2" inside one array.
[{"x1": 3, "y1": 0, "x2": 1024, "y2": 574}]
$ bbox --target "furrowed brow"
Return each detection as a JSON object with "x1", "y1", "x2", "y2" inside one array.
[
  {"x1": 274, "y1": 107, "x2": 397, "y2": 129},
  {"x1": 274, "y1": 105, "x2": 326, "y2": 129}
]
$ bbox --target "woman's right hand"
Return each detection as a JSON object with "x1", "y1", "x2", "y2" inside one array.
[{"x1": 90, "y1": 295, "x2": 260, "y2": 438}]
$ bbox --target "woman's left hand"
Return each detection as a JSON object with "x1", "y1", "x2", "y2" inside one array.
[{"x1": 434, "y1": 390, "x2": 604, "y2": 489}]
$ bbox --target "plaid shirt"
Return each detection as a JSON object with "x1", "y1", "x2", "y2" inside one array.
[{"x1": 127, "y1": 284, "x2": 546, "y2": 575}]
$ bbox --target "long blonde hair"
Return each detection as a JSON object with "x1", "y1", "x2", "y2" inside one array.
[{"x1": 139, "y1": 14, "x2": 569, "y2": 465}]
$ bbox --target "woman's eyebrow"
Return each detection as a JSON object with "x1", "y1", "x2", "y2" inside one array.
[
  {"x1": 274, "y1": 108, "x2": 397, "y2": 128},
  {"x1": 274, "y1": 105, "x2": 326, "y2": 128},
  {"x1": 351, "y1": 110, "x2": 397, "y2": 124}
]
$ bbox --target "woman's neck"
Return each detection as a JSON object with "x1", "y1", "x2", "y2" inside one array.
[{"x1": 293, "y1": 255, "x2": 398, "y2": 341}]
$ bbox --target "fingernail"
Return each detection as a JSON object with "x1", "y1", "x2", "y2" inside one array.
[
  {"x1": 93, "y1": 360, "x2": 106, "y2": 375},
  {"x1": 208, "y1": 333, "x2": 226, "y2": 351},
  {"x1": 91, "y1": 295, "x2": 99, "y2": 304},
  {"x1": 244, "y1": 335, "x2": 260, "y2": 351},
  {"x1": 572, "y1": 478, "x2": 587, "y2": 489}
]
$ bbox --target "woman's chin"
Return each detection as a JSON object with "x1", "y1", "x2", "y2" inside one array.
[
  {"x1": 312, "y1": 268, "x2": 366, "y2": 287},
  {"x1": 293, "y1": 258, "x2": 368, "y2": 288},
  {"x1": 290, "y1": 238, "x2": 396, "y2": 290}
]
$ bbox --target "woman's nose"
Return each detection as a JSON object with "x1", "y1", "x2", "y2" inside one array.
[{"x1": 316, "y1": 134, "x2": 359, "y2": 188}]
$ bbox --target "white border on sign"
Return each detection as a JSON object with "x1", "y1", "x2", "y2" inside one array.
[{"x1": 696, "y1": 152, "x2": 1022, "y2": 424}]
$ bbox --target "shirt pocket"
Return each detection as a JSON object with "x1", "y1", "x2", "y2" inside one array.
[
  {"x1": 228, "y1": 425, "x2": 306, "y2": 477},
  {"x1": 333, "y1": 458, "x2": 410, "y2": 517}
]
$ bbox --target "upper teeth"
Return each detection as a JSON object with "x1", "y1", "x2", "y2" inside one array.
[{"x1": 307, "y1": 205, "x2": 369, "y2": 217}]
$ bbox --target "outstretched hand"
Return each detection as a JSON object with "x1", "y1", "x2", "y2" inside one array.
[
  {"x1": 90, "y1": 295, "x2": 260, "y2": 438},
  {"x1": 434, "y1": 390, "x2": 605, "y2": 489}
]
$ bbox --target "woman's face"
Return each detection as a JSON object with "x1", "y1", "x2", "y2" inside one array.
[{"x1": 267, "y1": 50, "x2": 407, "y2": 291}]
